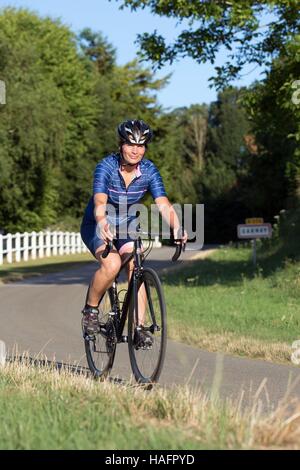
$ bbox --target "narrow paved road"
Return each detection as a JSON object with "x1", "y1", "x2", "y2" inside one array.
[{"x1": 1, "y1": 245, "x2": 300, "y2": 412}]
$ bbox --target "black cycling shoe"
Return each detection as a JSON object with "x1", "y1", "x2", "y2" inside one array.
[
  {"x1": 134, "y1": 327, "x2": 153, "y2": 350},
  {"x1": 82, "y1": 306, "x2": 100, "y2": 336}
]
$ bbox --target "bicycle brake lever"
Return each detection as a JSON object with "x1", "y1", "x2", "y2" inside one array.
[
  {"x1": 102, "y1": 241, "x2": 113, "y2": 259},
  {"x1": 172, "y1": 242, "x2": 182, "y2": 262}
]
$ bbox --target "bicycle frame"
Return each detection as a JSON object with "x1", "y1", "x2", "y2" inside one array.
[
  {"x1": 97, "y1": 230, "x2": 183, "y2": 342},
  {"x1": 109, "y1": 234, "x2": 144, "y2": 343}
]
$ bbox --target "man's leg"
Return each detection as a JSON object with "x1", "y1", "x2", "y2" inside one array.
[{"x1": 87, "y1": 245, "x2": 122, "y2": 307}]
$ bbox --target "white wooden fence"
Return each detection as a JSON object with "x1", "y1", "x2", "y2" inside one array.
[
  {"x1": 0, "y1": 231, "x2": 162, "y2": 265},
  {"x1": 0, "y1": 231, "x2": 88, "y2": 265}
]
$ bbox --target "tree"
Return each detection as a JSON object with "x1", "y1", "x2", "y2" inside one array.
[
  {"x1": 112, "y1": 0, "x2": 300, "y2": 87},
  {"x1": 206, "y1": 87, "x2": 250, "y2": 170},
  {"x1": 241, "y1": 34, "x2": 300, "y2": 214},
  {"x1": 0, "y1": 8, "x2": 97, "y2": 231},
  {"x1": 78, "y1": 28, "x2": 117, "y2": 74}
]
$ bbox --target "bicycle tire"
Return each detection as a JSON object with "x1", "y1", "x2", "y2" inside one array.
[
  {"x1": 128, "y1": 267, "x2": 167, "y2": 386},
  {"x1": 84, "y1": 287, "x2": 116, "y2": 379}
]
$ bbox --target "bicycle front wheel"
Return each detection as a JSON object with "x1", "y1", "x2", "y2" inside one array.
[
  {"x1": 83, "y1": 287, "x2": 116, "y2": 379},
  {"x1": 128, "y1": 267, "x2": 167, "y2": 386}
]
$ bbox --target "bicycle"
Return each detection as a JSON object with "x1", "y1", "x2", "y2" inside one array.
[{"x1": 82, "y1": 227, "x2": 184, "y2": 387}]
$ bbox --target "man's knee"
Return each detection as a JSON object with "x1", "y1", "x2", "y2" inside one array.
[{"x1": 101, "y1": 256, "x2": 122, "y2": 277}]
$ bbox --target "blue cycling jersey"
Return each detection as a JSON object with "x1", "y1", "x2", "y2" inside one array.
[{"x1": 82, "y1": 153, "x2": 167, "y2": 227}]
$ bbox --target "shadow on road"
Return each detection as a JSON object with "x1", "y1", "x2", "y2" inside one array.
[
  {"x1": 10, "y1": 245, "x2": 216, "y2": 286},
  {"x1": 6, "y1": 355, "x2": 130, "y2": 387}
]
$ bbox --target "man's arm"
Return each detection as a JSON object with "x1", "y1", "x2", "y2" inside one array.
[
  {"x1": 94, "y1": 193, "x2": 114, "y2": 242},
  {"x1": 155, "y1": 196, "x2": 188, "y2": 243}
]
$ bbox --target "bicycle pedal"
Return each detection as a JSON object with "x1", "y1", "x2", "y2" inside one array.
[{"x1": 83, "y1": 333, "x2": 96, "y2": 341}]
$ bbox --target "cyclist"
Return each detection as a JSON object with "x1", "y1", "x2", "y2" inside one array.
[{"x1": 80, "y1": 119, "x2": 187, "y2": 347}]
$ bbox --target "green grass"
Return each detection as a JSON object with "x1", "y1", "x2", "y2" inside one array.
[
  {"x1": 0, "y1": 253, "x2": 95, "y2": 283},
  {"x1": 0, "y1": 361, "x2": 231, "y2": 450},
  {"x1": 162, "y1": 246, "x2": 300, "y2": 363},
  {"x1": 1, "y1": 359, "x2": 300, "y2": 450}
]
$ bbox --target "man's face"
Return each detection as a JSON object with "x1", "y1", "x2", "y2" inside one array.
[{"x1": 121, "y1": 143, "x2": 145, "y2": 165}]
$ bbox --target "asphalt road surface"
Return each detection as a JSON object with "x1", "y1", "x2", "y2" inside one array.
[{"x1": 1, "y1": 245, "x2": 300, "y2": 412}]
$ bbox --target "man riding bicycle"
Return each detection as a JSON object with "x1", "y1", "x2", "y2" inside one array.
[{"x1": 80, "y1": 120, "x2": 187, "y2": 347}]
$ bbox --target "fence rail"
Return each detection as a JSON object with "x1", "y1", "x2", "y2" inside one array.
[
  {"x1": 0, "y1": 231, "x2": 162, "y2": 265},
  {"x1": 0, "y1": 231, "x2": 88, "y2": 265}
]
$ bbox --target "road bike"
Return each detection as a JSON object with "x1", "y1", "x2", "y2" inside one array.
[{"x1": 82, "y1": 227, "x2": 183, "y2": 387}]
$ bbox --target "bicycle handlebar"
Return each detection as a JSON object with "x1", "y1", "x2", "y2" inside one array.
[
  {"x1": 101, "y1": 237, "x2": 185, "y2": 261},
  {"x1": 172, "y1": 242, "x2": 182, "y2": 262}
]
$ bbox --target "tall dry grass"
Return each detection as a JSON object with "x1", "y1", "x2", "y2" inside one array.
[{"x1": 1, "y1": 353, "x2": 300, "y2": 449}]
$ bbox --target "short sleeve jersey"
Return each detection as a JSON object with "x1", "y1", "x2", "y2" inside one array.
[{"x1": 82, "y1": 153, "x2": 167, "y2": 226}]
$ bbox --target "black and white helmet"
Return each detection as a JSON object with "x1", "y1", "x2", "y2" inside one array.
[{"x1": 118, "y1": 120, "x2": 153, "y2": 145}]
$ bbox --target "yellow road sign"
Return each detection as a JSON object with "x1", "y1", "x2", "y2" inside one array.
[{"x1": 245, "y1": 218, "x2": 264, "y2": 224}]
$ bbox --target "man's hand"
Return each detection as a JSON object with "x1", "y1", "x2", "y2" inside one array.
[
  {"x1": 173, "y1": 227, "x2": 188, "y2": 245},
  {"x1": 96, "y1": 220, "x2": 115, "y2": 244}
]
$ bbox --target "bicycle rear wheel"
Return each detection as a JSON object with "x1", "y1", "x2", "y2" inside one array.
[
  {"x1": 128, "y1": 267, "x2": 167, "y2": 386},
  {"x1": 83, "y1": 287, "x2": 116, "y2": 379}
]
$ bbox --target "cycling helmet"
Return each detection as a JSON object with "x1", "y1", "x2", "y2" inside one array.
[{"x1": 118, "y1": 120, "x2": 153, "y2": 145}]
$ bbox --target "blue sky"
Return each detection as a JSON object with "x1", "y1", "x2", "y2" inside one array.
[{"x1": 1, "y1": 0, "x2": 267, "y2": 110}]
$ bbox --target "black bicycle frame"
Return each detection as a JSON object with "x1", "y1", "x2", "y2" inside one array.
[{"x1": 113, "y1": 235, "x2": 144, "y2": 343}]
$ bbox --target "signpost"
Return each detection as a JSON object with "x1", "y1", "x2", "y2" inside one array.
[{"x1": 237, "y1": 221, "x2": 272, "y2": 266}]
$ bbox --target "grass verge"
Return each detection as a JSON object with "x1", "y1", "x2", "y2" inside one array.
[
  {"x1": 162, "y1": 246, "x2": 300, "y2": 364},
  {"x1": 0, "y1": 253, "x2": 95, "y2": 283},
  {"x1": 0, "y1": 358, "x2": 300, "y2": 450}
]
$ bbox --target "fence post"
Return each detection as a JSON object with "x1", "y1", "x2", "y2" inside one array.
[
  {"x1": 70, "y1": 232, "x2": 76, "y2": 254},
  {"x1": 38, "y1": 231, "x2": 44, "y2": 258},
  {"x1": 0, "y1": 234, "x2": 3, "y2": 265},
  {"x1": 45, "y1": 231, "x2": 51, "y2": 257},
  {"x1": 15, "y1": 232, "x2": 21, "y2": 262},
  {"x1": 82, "y1": 239, "x2": 87, "y2": 253},
  {"x1": 6, "y1": 234, "x2": 12, "y2": 263},
  {"x1": 23, "y1": 232, "x2": 29, "y2": 261},
  {"x1": 53, "y1": 231, "x2": 58, "y2": 256},
  {"x1": 65, "y1": 232, "x2": 70, "y2": 255},
  {"x1": 59, "y1": 231, "x2": 64, "y2": 255},
  {"x1": 76, "y1": 233, "x2": 82, "y2": 254},
  {"x1": 31, "y1": 232, "x2": 37, "y2": 260},
  {"x1": 154, "y1": 235, "x2": 162, "y2": 248}
]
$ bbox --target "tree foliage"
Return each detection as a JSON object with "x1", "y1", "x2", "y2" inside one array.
[
  {"x1": 0, "y1": 8, "x2": 170, "y2": 233},
  {"x1": 112, "y1": 0, "x2": 300, "y2": 87},
  {"x1": 0, "y1": 8, "x2": 97, "y2": 231},
  {"x1": 241, "y1": 34, "x2": 300, "y2": 215}
]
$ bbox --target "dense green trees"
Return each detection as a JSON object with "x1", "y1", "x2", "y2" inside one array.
[
  {"x1": 0, "y1": 6, "x2": 299, "y2": 243},
  {"x1": 242, "y1": 35, "x2": 300, "y2": 216},
  {"x1": 0, "y1": 8, "x2": 97, "y2": 231},
  {"x1": 0, "y1": 8, "x2": 168, "y2": 232}
]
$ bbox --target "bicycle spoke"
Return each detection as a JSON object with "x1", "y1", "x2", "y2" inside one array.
[
  {"x1": 84, "y1": 288, "x2": 116, "y2": 379},
  {"x1": 128, "y1": 268, "x2": 167, "y2": 384}
]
